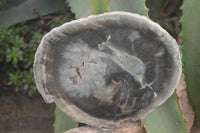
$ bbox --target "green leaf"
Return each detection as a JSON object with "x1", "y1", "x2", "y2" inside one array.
[
  {"x1": 143, "y1": 93, "x2": 187, "y2": 133},
  {"x1": 54, "y1": 106, "x2": 77, "y2": 133},
  {"x1": 181, "y1": 0, "x2": 200, "y2": 121},
  {"x1": 6, "y1": 47, "x2": 23, "y2": 64},
  {"x1": 108, "y1": 0, "x2": 147, "y2": 16},
  {"x1": 67, "y1": 0, "x2": 148, "y2": 18},
  {"x1": 0, "y1": 0, "x2": 66, "y2": 30},
  {"x1": 67, "y1": 0, "x2": 91, "y2": 18},
  {"x1": 91, "y1": 0, "x2": 109, "y2": 15}
]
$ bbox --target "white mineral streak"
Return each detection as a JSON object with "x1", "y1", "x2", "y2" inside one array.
[
  {"x1": 98, "y1": 34, "x2": 155, "y2": 92},
  {"x1": 155, "y1": 46, "x2": 165, "y2": 57},
  {"x1": 100, "y1": 34, "x2": 158, "y2": 96},
  {"x1": 128, "y1": 30, "x2": 141, "y2": 42},
  {"x1": 59, "y1": 39, "x2": 110, "y2": 98}
]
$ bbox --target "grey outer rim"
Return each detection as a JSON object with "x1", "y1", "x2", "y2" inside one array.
[{"x1": 33, "y1": 11, "x2": 182, "y2": 128}]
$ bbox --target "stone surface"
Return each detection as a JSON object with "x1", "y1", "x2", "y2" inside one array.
[{"x1": 34, "y1": 11, "x2": 182, "y2": 128}]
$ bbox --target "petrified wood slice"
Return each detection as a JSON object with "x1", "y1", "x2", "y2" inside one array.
[{"x1": 33, "y1": 11, "x2": 182, "y2": 128}]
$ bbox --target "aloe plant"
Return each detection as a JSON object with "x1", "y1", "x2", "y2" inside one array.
[
  {"x1": 54, "y1": 107, "x2": 77, "y2": 133},
  {"x1": 91, "y1": 0, "x2": 109, "y2": 14},
  {"x1": 182, "y1": 0, "x2": 200, "y2": 122},
  {"x1": 142, "y1": 93, "x2": 187, "y2": 133}
]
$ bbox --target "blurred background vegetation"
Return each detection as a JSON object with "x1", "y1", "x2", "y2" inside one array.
[{"x1": 0, "y1": 0, "x2": 199, "y2": 133}]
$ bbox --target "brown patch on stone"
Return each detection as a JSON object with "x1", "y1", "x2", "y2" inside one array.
[
  {"x1": 69, "y1": 76, "x2": 78, "y2": 85},
  {"x1": 68, "y1": 65, "x2": 82, "y2": 79}
]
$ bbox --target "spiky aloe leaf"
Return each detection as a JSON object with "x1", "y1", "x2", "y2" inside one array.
[
  {"x1": 54, "y1": 106, "x2": 77, "y2": 133},
  {"x1": 0, "y1": 0, "x2": 65, "y2": 30},
  {"x1": 182, "y1": 0, "x2": 200, "y2": 121},
  {"x1": 108, "y1": 0, "x2": 148, "y2": 16},
  {"x1": 91, "y1": 0, "x2": 109, "y2": 14},
  {"x1": 67, "y1": 0, "x2": 91, "y2": 18},
  {"x1": 142, "y1": 93, "x2": 187, "y2": 133}
]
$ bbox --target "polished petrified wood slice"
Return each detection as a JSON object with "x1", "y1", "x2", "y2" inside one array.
[{"x1": 33, "y1": 11, "x2": 182, "y2": 128}]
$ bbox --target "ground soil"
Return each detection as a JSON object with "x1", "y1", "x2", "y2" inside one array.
[{"x1": 0, "y1": 94, "x2": 55, "y2": 133}]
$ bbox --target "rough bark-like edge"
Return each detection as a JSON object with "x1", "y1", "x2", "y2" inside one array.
[
  {"x1": 64, "y1": 121, "x2": 145, "y2": 133},
  {"x1": 33, "y1": 11, "x2": 182, "y2": 128}
]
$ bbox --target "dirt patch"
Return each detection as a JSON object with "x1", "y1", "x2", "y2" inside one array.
[{"x1": 0, "y1": 94, "x2": 55, "y2": 133}]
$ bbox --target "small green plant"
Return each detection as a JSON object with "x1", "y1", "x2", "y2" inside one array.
[
  {"x1": 0, "y1": 5, "x2": 73, "y2": 96},
  {"x1": 0, "y1": 27, "x2": 41, "y2": 95}
]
